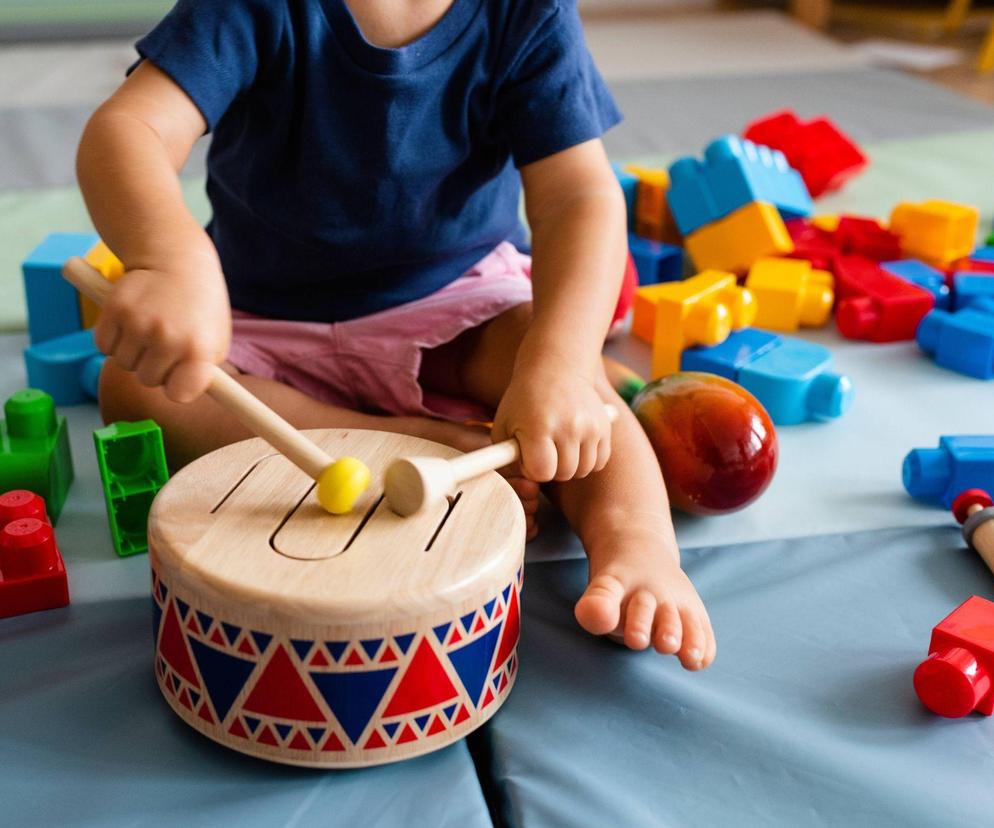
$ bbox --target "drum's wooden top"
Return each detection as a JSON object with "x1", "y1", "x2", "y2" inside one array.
[{"x1": 149, "y1": 429, "x2": 525, "y2": 624}]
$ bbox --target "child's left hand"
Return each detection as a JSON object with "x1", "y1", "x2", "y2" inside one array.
[{"x1": 492, "y1": 357, "x2": 612, "y2": 483}]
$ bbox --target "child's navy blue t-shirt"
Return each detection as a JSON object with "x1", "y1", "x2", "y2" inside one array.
[{"x1": 136, "y1": 0, "x2": 622, "y2": 322}]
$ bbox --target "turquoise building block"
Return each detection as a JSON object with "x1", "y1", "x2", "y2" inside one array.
[
  {"x1": 0, "y1": 389, "x2": 74, "y2": 523},
  {"x1": 94, "y1": 421, "x2": 169, "y2": 557},
  {"x1": 952, "y1": 273, "x2": 994, "y2": 312},
  {"x1": 23, "y1": 329, "x2": 105, "y2": 406},
  {"x1": 903, "y1": 435, "x2": 994, "y2": 508},
  {"x1": 667, "y1": 135, "x2": 812, "y2": 236},
  {"x1": 613, "y1": 163, "x2": 639, "y2": 231},
  {"x1": 22, "y1": 233, "x2": 99, "y2": 345},
  {"x1": 681, "y1": 328, "x2": 781, "y2": 381},
  {"x1": 917, "y1": 307, "x2": 994, "y2": 380}
]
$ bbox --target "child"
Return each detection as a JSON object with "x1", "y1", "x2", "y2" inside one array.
[{"x1": 77, "y1": 0, "x2": 715, "y2": 669}]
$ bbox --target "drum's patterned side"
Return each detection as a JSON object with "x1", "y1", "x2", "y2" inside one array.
[{"x1": 149, "y1": 564, "x2": 523, "y2": 768}]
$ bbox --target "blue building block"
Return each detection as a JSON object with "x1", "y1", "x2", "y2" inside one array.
[
  {"x1": 23, "y1": 329, "x2": 105, "y2": 406},
  {"x1": 952, "y1": 273, "x2": 994, "y2": 312},
  {"x1": 917, "y1": 308, "x2": 994, "y2": 379},
  {"x1": 970, "y1": 246, "x2": 994, "y2": 263},
  {"x1": 681, "y1": 328, "x2": 852, "y2": 425},
  {"x1": 666, "y1": 135, "x2": 813, "y2": 236},
  {"x1": 681, "y1": 328, "x2": 781, "y2": 380},
  {"x1": 22, "y1": 233, "x2": 99, "y2": 345},
  {"x1": 882, "y1": 260, "x2": 951, "y2": 310},
  {"x1": 628, "y1": 234, "x2": 684, "y2": 285},
  {"x1": 612, "y1": 164, "x2": 639, "y2": 231},
  {"x1": 903, "y1": 435, "x2": 994, "y2": 508}
]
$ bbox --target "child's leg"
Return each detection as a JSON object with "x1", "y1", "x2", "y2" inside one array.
[
  {"x1": 99, "y1": 359, "x2": 490, "y2": 467},
  {"x1": 423, "y1": 303, "x2": 716, "y2": 669}
]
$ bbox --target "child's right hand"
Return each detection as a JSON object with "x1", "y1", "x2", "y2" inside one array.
[{"x1": 93, "y1": 257, "x2": 231, "y2": 404}]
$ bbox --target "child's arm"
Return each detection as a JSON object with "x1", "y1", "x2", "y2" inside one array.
[
  {"x1": 76, "y1": 61, "x2": 230, "y2": 403},
  {"x1": 492, "y1": 138, "x2": 627, "y2": 482}
]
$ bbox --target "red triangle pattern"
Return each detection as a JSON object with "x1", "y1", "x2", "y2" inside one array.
[
  {"x1": 364, "y1": 730, "x2": 386, "y2": 749},
  {"x1": 237, "y1": 638, "x2": 255, "y2": 656},
  {"x1": 499, "y1": 672, "x2": 508, "y2": 692},
  {"x1": 198, "y1": 704, "x2": 215, "y2": 724},
  {"x1": 396, "y1": 724, "x2": 418, "y2": 744},
  {"x1": 379, "y1": 645, "x2": 398, "y2": 663},
  {"x1": 448, "y1": 628, "x2": 463, "y2": 645},
  {"x1": 427, "y1": 716, "x2": 447, "y2": 736},
  {"x1": 257, "y1": 724, "x2": 279, "y2": 746},
  {"x1": 186, "y1": 615, "x2": 200, "y2": 635},
  {"x1": 472, "y1": 616, "x2": 486, "y2": 633},
  {"x1": 454, "y1": 705, "x2": 470, "y2": 725},
  {"x1": 309, "y1": 649, "x2": 330, "y2": 667},
  {"x1": 382, "y1": 639, "x2": 458, "y2": 716},
  {"x1": 482, "y1": 687, "x2": 495, "y2": 707},
  {"x1": 243, "y1": 645, "x2": 326, "y2": 722},
  {"x1": 179, "y1": 687, "x2": 193, "y2": 710},
  {"x1": 288, "y1": 731, "x2": 310, "y2": 751},
  {"x1": 159, "y1": 601, "x2": 201, "y2": 688},
  {"x1": 493, "y1": 589, "x2": 520, "y2": 670},
  {"x1": 228, "y1": 719, "x2": 249, "y2": 739},
  {"x1": 494, "y1": 604, "x2": 503, "y2": 619},
  {"x1": 322, "y1": 732, "x2": 346, "y2": 752},
  {"x1": 209, "y1": 628, "x2": 225, "y2": 646},
  {"x1": 344, "y1": 649, "x2": 364, "y2": 666}
]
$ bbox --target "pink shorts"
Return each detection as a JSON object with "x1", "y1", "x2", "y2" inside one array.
[{"x1": 227, "y1": 242, "x2": 533, "y2": 421}]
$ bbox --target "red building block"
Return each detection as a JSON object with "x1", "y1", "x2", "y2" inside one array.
[
  {"x1": 785, "y1": 219, "x2": 838, "y2": 271},
  {"x1": 0, "y1": 494, "x2": 69, "y2": 619},
  {"x1": 743, "y1": 110, "x2": 867, "y2": 197},
  {"x1": 915, "y1": 596, "x2": 994, "y2": 717},
  {"x1": 833, "y1": 216, "x2": 902, "y2": 261},
  {"x1": 834, "y1": 254, "x2": 935, "y2": 341}
]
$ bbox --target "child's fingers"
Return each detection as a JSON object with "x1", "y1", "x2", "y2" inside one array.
[
  {"x1": 517, "y1": 434, "x2": 557, "y2": 482},
  {"x1": 92, "y1": 317, "x2": 120, "y2": 356},
  {"x1": 553, "y1": 435, "x2": 579, "y2": 481},
  {"x1": 594, "y1": 433, "x2": 611, "y2": 473},
  {"x1": 111, "y1": 333, "x2": 147, "y2": 372},
  {"x1": 135, "y1": 345, "x2": 181, "y2": 389},
  {"x1": 163, "y1": 359, "x2": 213, "y2": 404},
  {"x1": 575, "y1": 437, "x2": 599, "y2": 479}
]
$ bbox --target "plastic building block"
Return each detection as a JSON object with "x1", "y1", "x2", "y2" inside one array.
[
  {"x1": 917, "y1": 307, "x2": 994, "y2": 380},
  {"x1": 685, "y1": 201, "x2": 794, "y2": 274},
  {"x1": 609, "y1": 254, "x2": 638, "y2": 339},
  {"x1": 23, "y1": 329, "x2": 105, "y2": 406},
  {"x1": 971, "y1": 246, "x2": 994, "y2": 264},
  {"x1": 79, "y1": 240, "x2": 125, "y2": 329},
  {"x1": 834, "y1": 255, "x2": 935, "y2": 342},
  {"x1": 903, "y1": 436, "x2": 994, "y2": 507},
  {"x1": 604, "y1": 357, "x2": 647, "y2": 405},
  {"x1": 745, "y1": 258, "x2": 833, "y2": 332},
  {"x1": 914, "y1": 596, "x2": 994, "y2": 717},
  {"x1": 952, "y1": 272, "x2": 994, "y2": 312},
  {"x1": 682, "y1": 329, "x2": 852, "y2": 424},
  {"x1": 743, "y1": 110, "x2": 867, "y2": 197},
  {"x1": 667, "y1": 135, "x2": 812, "y2": 236},
  {"x1": 648, "y1": 271, "x2": 756, "y2": 378},
  {"x1": 0, "y1": 506, "x2": 70, "y2": 619},
  {"x1": 880, "y1": 260, "x2": 950, "y2": 310},
  {"x1": 624, "y1": 166, "x2": 680, "y2": 244},
  {"x1": 890, "y1": 200, "x2": 979, "y2": 265},
  {"x1": 21, "y1": 233, "x2": 98, "y2": 345},
  {"x1": 785, "y1": 218, "x2": 837, "y2": 271},
  {"x1": 833, "y1": 216, "x2": 901, "y2": 261},
  {"x1": 628, "y1": 233, "x2": 684, "y2": 286},
  {"x1": 612, "y1": 163, "x2": 639, "y2": 230},
  {"x1": 988, "y1": 231, "x2": 994, "y2": 247},
  {"x1": 94, "y1": 421, "x2": 169, "y2": 557},
  {"x1": 0, "y1": 490, "x2": 48, "y2": 525},
  {"x1": 0, "y1": 390, "x2": 74, "y2": 523}
]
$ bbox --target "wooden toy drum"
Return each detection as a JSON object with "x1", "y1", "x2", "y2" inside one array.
[{"x1": 148, "y1": 429, "x2": 525, "y2": 768}]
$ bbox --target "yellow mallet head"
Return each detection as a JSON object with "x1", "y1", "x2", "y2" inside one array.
[{"x1": 316, "y1": 456, "x2": 371, "y2": 515}]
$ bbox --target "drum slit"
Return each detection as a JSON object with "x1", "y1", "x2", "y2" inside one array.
[
  {"x1": 425, "y1": 491, "x2": 462, "y2": 552},
  {"x1": 341, "y1": 494, "x2": 385, "y2": 553},
  {"x1": 267, "y1": 482, "x2": 317, "y2": 552},
  {"x1": 210, "y1": 455, "x2": 276, "y2": 514}
]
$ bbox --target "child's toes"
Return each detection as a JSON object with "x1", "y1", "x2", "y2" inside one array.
[
  {"x1": 574, "y1": 573, "x2": 624, "y2": 636},
  {"x1": 622, "y1": 589, "x2": 657, "y2": 650},
  {"x1": 651, "y1": 601, "x2": 682, "y2": 655},
  {"x1": 677, "y1": 609, "x2": 709, "y2": 671}
]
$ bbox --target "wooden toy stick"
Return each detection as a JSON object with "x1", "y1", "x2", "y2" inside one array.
[
  {"x1": 62, "y1": 256, "x2": 370, "y2": 514},
  {"x1": 953, "y1": 489, "x2": 994, "y2": 576},
  {"x1": 385, "y1": 404, "x2": 620, "y2": 516}
]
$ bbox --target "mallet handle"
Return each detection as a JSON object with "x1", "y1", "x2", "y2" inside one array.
[{"x1": 62, "y1": 256, "x2": 331, "y2": 481}]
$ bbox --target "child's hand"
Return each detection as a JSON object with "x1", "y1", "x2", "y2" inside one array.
[
  {"x1": 492, "y1": 359, "x2": 612, "y2": 483},
  {"x1": 93, "y1": 259, "x2": 231, "y2": 404}
]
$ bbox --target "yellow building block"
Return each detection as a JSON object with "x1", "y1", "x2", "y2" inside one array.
[
  {"x1": 811, "y1": 214, "x2": 840, "y2": 233},
  {"x1": 889, "y1": 199, "x2": 979, "y2": 265},
  {"x1": 685, "y1": 201, "x2": 793, "y2": 273},
  {"x1": 625, "y1": 165, "x2": 680, "y2": 244},
  {"x1": 633, "y1": 282, "x2": 675, "y2": 343},
  {"x1": 745, "y1": 258, "x2": 834, "y2": 332},
  {"x1": 648, "y1": 271, "x2": 757, "y2": 379},
  {"x1": 80, "y1": 241, "x2": 125, "y2": 328}
]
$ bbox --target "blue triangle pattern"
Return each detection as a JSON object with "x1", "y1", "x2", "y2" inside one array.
[
  {"x1": 414, "y1": 714, "x2": 430, "y2": 731},
  {"x1": 244, "y1": 715, "x2": 261, "y2": 734},
  {"x1": 443, "y1": 704, "x2": 457, "y2": 721},
  {"x1": 310, "y1": 667, "x2": 398, "y2": 745},
  {"x1": 151, "y1": 600, "x2": 163, "y2": 647},
  {"x1": 222, "y1": 622, "x2": 242, "y2": 645},
  {"x1": 190, "y1": 691, "x2": 201, "y2": 707},
  {"x1": 446, "y1": 625, "x2": 501, "y2": 707},
  {"x1": 171, "y1": 674, "x2": 181, "y2": 692},
  {"x1": 483, "y1": 599, "x2": 496, "y2": 618},
  {"x1": 383, "y1": 722, "x2": 400, "y2": 739},
  {"x1": 160, "y1": 583, "x2": 169, "y2": 602},
  {"x1": 291, "y1": 639, "x2": 313, "y2": 661},
  {"x1": 433, "y1": 622, "x2": 451, "y2": 643},
  {"x1": 275, "y1": 723, "x2": 293, "y2": 740},
  {"x1": 196, "y1": 611, "x2": 214, "y2": 632},
  {"x1": 251, "y1": 631, "x2": 273, "y2": 653},
  {"x1": 493, "y1": 675, "x2": 501, "y2": 690},
  {"x1": 326, "y1": 641, "x2": 349, "y2": 662},
  {"x1": 360, "y1": 638, "x2": 383, "y2": 659},
  {"x1": 307, "y1": 727, "x2": 326, "y2": 744},
  {"x1": 188, "y1": 638, "x2": 257, "y2": 723},
  {"x1": 176, "y1": 598, "x2": 190, "y2": 619},
  {"x1": 502, "y1": 585, "x2": 511, "y2": 603},
  {"x1": 394, "y1": 633, "x2": 415, "y2": 654},
  {"x1": 460, "y1": 611, "x2": 475, "y2": 631}
]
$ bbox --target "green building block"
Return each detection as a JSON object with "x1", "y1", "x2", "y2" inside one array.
[
  {"x1": 93, "y1": 420, "x2": 169, "y2": 558},
  {"x1": 0, "y1": 389, "x2": 74, "y2": 523},
  {"x1": 987, "y1": 230, "x2": 994, "y2": 247}
]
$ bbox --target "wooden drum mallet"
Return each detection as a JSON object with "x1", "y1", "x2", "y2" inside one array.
[{"x1": 953, "y1": 489, "x2": 994, "y2": 575}]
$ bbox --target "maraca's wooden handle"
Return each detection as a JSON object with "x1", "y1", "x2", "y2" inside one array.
[
  {"x1": 62, "y1": 256, "x2": 332, "y2": 481},
  {"x1": 448, "y1": 404, "x2": 620, "y2": 485}
]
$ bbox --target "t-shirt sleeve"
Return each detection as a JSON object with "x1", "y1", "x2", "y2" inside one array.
[
  {"x1": 134, "y1": 0, "x2": 285, "y2": 131},
  {"x1": 496, "y1": 1, "x2": 622, "y2": 168}
]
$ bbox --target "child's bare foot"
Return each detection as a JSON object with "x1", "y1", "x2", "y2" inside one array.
[{"x1": 574, "y1": 530, "x2": 715, "y2": 670}]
